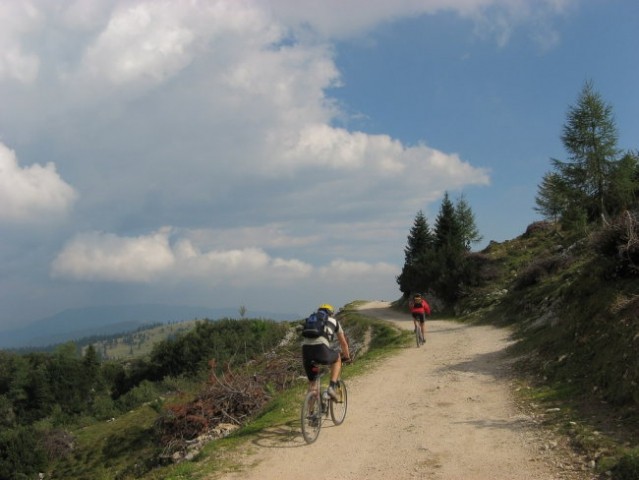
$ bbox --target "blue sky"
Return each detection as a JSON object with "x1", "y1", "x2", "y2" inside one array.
[{"x1": 0, "y1": 0, "x2": 637, "y2": 329}]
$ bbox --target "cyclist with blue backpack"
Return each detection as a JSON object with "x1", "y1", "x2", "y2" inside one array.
[{"x1": 301, "y1": 304, "x2": 350, "y2": 400}]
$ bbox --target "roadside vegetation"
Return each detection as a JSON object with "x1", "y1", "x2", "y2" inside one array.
[{"x1": 0, "y1": 304, "x2": 409, "y2": 479}]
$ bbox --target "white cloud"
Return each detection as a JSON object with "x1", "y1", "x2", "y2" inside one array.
[
  {"x1": 51, "y1": 228, "x2": 176, "y2": 282},
  {"x1": 49, "y1": 227, "x2": 402, "y2": 291},
  {"x1": 0, "y1": 2, "x2": 41, "y2": 83},
  {"x1": 79, "y1": 3, "x2": 196, "y2": 86},
  {"x1": 64, "y1": 0, "x2": 283, "y2": 93},
  {"x1": 172, "y1": 241, "x2": 313, "y2": 285},
  {"x1": 183, "y1": 225, "x2": 316, "y2": 251},
  {"x1": 268, "y1": 0, "x2": 575, "y2": 45},
  {"x1": 275, "y1": 123, "x2": 489, "y2": 183},
  {"x1": 50, "y1": 228, "x2": 315, "y2": 285},
  {"x1": 0, "y1": 143, "x2": 77, "y2": 223},
  {"x1": 319, "y1": 259, "x2": 399, "y2": 278}
]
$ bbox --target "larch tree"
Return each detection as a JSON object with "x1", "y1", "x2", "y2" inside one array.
[
  {"x1": 547, "y1": 81, "x2": 621, "y2": 224},
  {"x1": 455, "y1": 193, "x2": 483, "y2": 250}
]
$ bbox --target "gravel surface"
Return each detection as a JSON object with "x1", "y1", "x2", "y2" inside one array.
[{"x1": 215, "y1": 301, "x2": 595, "y2": 480}]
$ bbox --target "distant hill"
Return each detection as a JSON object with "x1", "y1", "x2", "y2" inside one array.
[{"x1": 0, "y1": 304, "x2": 302, "y2": 349}]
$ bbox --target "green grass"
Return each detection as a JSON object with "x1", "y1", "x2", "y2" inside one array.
[
  {"x1": 50, "y1": 405, "x2": 161, "y2": 479},
  {"x1": 90, "y1": 320, "x2": 200, "y2": 360}
]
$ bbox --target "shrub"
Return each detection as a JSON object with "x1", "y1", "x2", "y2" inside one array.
[
  {"x1": 0, "y1": 426, "x2": 47, "y2": 479},
  {"x1": 523, "y1": 220, "x2": 556, "y2": 237},
  {"x1": 590, "y1": 211, "x2": 639, "y2": 277},
  {"x1": 513, "y1": 254, "x2": 571, "y2": 290},
  {"x1": 612, "y1": 450, "x2": 639, "y2": 480},
  {"x1": 115, "y1": 380, "x2": 161, "y2": 412}
]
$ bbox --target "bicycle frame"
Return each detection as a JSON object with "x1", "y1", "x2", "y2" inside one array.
[{"x1": 301, "y1": 362, "x2": 348, "y2": 444}]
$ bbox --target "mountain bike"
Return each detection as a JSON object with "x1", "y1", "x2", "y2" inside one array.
[
  {"x1": 414, "y1": 321, "x2": 425, "y2": 347},
  {"x1": 413, "y1": 320, "x2": 426, "y2": 348},
  {"x1": 300, "y1": 360, "x2": 348, "y2": 444}
]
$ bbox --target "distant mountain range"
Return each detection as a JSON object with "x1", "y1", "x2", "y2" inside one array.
[{"x1": 0, "y1": 304, "x2": 302, "y2": 349}]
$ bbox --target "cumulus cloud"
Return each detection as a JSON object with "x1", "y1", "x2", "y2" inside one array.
[
  {"x1": 0, "y1": 143, "x2": 77, "y2": 223},
  {"x1": 319, "y1": 259, "x2": 399, "y2": 278},
  {"x1": 268, "y1": 0, "x2": 575, "y2": 45},
  {"x1": 171, "y1": 240, "x2": 313, "y2": 286},
  {"x1": 0, "y1": 3, "x2": 41, "y2": 83},
  {"x1": 49, "y1": 227, "x2": 400, "y2": 290},
  {"x1": 50, "y1": 228, "x2": 315, "y2": 285},
  {"x1": 79, "y1": 3, "x2": 197, "y2": 86},
  {"x1": 51, "y1": 228, "x2": 176, "y2": 282},
  {"x1": 275, "y1": 123, "x2": 489, "y2": 181}
]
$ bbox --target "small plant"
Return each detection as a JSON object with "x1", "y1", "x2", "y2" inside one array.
[
  {"x1": 611, "y1": 449, "x2": 639, "y2": 480},
  {"x1": 513, "y1": 254, "x2": 571, "y2": 290},
  {"x1": 590, "y1": 211, "x2": 639, "y2": 277}
]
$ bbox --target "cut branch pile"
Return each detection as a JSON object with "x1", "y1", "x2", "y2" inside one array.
[
  {"x1": 155, "y1": 350, "x2": 303, "y2": 455},
  {"x1": 155, "y1": 323, "x2": 364, "y2": 457}
]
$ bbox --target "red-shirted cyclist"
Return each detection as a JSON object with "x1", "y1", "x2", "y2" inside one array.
[{"x1": 409, "y1": 293, "x2": 431, "y2": 344}]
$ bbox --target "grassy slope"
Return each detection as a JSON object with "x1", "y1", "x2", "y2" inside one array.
[
  {"x1": 86, "y1": 320, "x2": 200, "y2": 360},
  {"x1": 48, "y1": 303, "x2": 411, "y2": 480},
  {"x1": 457, "y1": 222, "x2": 639, "y2": 477}
]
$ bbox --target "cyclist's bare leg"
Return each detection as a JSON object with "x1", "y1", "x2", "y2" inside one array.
[
  {"x1": 420, "y1": 317, "x2": 426, "y2": 340},
  {"x1": 308, "y1": 380, "x2": 319, "y2": 394},
  {"x1": 330, "y1": 356, "x2": 342, "y2": 383}
]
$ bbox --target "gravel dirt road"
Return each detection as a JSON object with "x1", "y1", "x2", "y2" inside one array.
[{"x1": 218, "y1": 301, "x2": 594, "y2": 480}]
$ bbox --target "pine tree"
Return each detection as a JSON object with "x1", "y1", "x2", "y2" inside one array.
[
  {"x1": 434, "y1": 192, "x2": 463, "y2": 250},
  {"x1": 396, "y1": 210, "x2": 435, "y2": 296},
  {"x1": 431, "y1": 192, "x2": 467, "y2": 303},
  {"x1": 454, "y1": 194, "x2": 482, "y2": 250},
  {"x1": 403, "y1": 210, "x2": 434, "y2": 264},
  {"x1": 397, "y1": 194, "x2": 483, "y2": 306}
]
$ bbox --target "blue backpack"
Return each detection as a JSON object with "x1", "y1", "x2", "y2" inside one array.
[{"x1": 302, "y1": 310, "x2": 329, "y2": 338}]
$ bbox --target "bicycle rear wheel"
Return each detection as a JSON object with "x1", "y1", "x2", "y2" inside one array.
[
  {"x1": 329, "y1": 380, "x2": 348, "y2": 425},
  {"x1": 301, "y1": 391, "x2": 322, "y2": 444}
]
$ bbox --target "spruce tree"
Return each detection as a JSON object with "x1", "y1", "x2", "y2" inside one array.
[
  {"x1": 396, "y1": 210, "x2": 435, "y2": 296},
  {"x1": 434, "y1": 192, "x2": 463, "y2": 250},
  {"x1": 432, "y1": 192, "x2": 466, "y2": 303},
  {"x1": 397, "y1": 194, "x2": 483, "y2": 306}
]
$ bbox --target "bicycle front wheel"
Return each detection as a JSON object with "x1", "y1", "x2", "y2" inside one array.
[
  {"x1": 415, "y1": 326, "x2": 422, "y2": 347},
  {"x1": 301, "y1": 391, "x2": 322, "y2": 444},
  {"x1": 329, "y1": 380, "x2": 348, "y2": 425}
]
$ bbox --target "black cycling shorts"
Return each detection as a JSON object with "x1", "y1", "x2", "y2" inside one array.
[
  {"x1": 302, "y1": 344, "x2": 339, "y2": 380},
  {"x1": 411, "y1": 312, "x2": 426, "y2": 323}
]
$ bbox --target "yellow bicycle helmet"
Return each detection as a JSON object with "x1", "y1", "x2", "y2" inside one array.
[{"x1": 318, "y1": 303, "x2": 334, "y2": 315}]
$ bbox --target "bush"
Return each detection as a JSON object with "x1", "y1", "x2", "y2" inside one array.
[
  {"x1": 590, "y1": 211, "x2": 639, "y2": 277},
  {"x1": 513, "y1": 254, "x2": 571, "y2": 290},
  {"x1": 0, "y1": 426, "x2": 47, "y2": 479},
  {"x1": 612, "y1": 450, "x2": 639, "y2": 480},
  {"x1": 115, "y1": 380, "x2": 161, "y2": 412}
]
